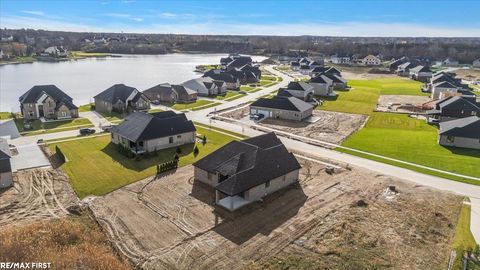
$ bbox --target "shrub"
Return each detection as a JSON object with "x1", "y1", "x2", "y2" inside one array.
[
  {"x1": 193, "y1": 145, "x2": 199, "y2": 157},
  {"x1": 202, "y1": 135, "x2": 207, "y2": 145},
  {"x1": 176, "y1": 146, "x2": 182, "y2": 154}
]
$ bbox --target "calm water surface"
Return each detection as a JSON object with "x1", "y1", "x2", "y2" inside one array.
[{"x1": 0, "y1": 54, "x2": 266, "y2": 112}]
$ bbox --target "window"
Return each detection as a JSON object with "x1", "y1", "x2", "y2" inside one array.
[
  {"x1": 28, "y1": 111, "x2": 34, "y2": 116},
  {"x1": 177, "y1": 135, "x2": 181, "y2": 139},
  {"x1": 29, "y1": 104, "x2": 33, "y2": 108},
  {"x1": 265, "y1": 180, "x2": 270, "y2": 188},
  {"x1": 282, "y1": 175, "x2": 286, "y2": 181},
  {"x1": 446, "y1": 136, "x2": 455, "y2": 143},
  {"x1": 169, "y1": 137, "x2": 173, "y2": 143}
]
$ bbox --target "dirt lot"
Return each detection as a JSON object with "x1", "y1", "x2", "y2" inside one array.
[
  {"x1": 376, "y1": 95, "x2": 431, "y2": 114},
  {"x1": 220, "y1": 105, "x2": 250, "y2": 120},
  {"x1": 89, "y1": 160, "x2": 462, "y2": 270},
  {"x1": 455, "y1": 68, "x2": 480, "y2": 81},
  {"x1": 259, "y1": 110, "x2": 368, "y2": 145},
  {"x1": 0, "y1": 167, "x2": 79, "y2": 227}
]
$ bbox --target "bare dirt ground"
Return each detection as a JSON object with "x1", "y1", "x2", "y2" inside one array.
[
  {"x1": 376, "y1": 95, "x2": 431, "y2": 114},
  {"x1": 89, "y1": 160, "x2": 461, "y2": 270},
  {"x1": 220, "y1": 105, "x2": 250, "y2": 120},
  {"x1": 0, "y1": 167, "x2": 79, "y2": 227},
  {"x1": 259, "y1": 110, "x2": 368, "y2": 145},
  {"x1": 455, "y1": 68, "x2": 480, "y2": 81}
]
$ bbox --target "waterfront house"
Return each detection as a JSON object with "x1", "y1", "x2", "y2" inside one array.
[
  {"x1": 110, "y1": 111, "x2": 196, "y2": 155},
  {"x1": 143, "y1": 83, "x2": 197, "y2": 104},
  {"x1": 438, "y1": 116, "x2": 480, "y2": 150},
  {"x1": 94, "y1": 84, "x2": 150, "y2": 114},
  {"x1": 19, "y1": 85, "x2": 78, "y2": 120},
  {"x1": 193, "y1": 133, "x2": 301, "y2": 211},
  {"x1": 182, "y1": 77, "x2": 227, "y2": 96}
]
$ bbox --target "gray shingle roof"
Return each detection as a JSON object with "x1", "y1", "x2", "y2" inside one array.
[
  {"x1": 193, "y1": 133, "x2": 301, "y2": 196},
  {"x1": 19, "y1": 85, "x2": 73, "y2": 104},
  {"x1": 250, "y1": 96, "x2": 313, "y2": 112},
  {"x1": 287, "y1": 81, "x2": 313, "y2": 91},
  {"x1": 110, "y1": 111, "x2": 196, "y2": 143},
  {"x1": 94, "y1": 84, "x2": 138, "y2": 103},
  {"x1": 439, "y1": 116, "x2": 480, "y2": 139}
]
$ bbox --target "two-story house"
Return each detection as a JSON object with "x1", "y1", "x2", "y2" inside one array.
[
  {"x1": 94, "y1": 84, "x2": 150, "y2": 114},
  {"x1": 19, "y1": 85, "x2": 78, "y2": 120}
]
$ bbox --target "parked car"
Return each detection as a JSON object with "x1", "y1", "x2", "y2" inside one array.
[
  {"x1": 150, "y1": 100, "x2": 161, "y2": 105},
  {"x1": 37, "y1": 139, "x2": 44, "y2": 144},
  {"x1": 101, "y1": 125, "x2": 114, "y2": 132},
  {"x1": 79, "y1": 128, "x2": 96, "y2": 135},
  {"x1": 252, "y1": 113, "x2": 265, "y2": 121}
]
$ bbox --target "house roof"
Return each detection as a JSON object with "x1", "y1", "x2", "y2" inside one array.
[
  {"x1": 0, "y1": 138, "x2": 11, "y2": 174},
  {"x1": 110, "y1": 111, "x2": 196, "y2": 143},
  {"x1": 434, "y1": 81, "x2": 458, "y2": 89},
  {"x1": 439, "y1": 96, "x2": 480, "y2": 112},
  {"x1": 439, "y1": 116, "x2": 480, "y2": 139},
  {"x1": 310, "y1": 74, "x2": 333, "y2": 84},
  {"x1": 193, "y1": 133, "x2": 301, "y2": 196},
  {"x1": 290, "y1": 61, "x2": 300, "y2": 66},
  {"x1": 143, "y1": 83, "x2": 173, "y2": 96},
  {"x1": 311, "y1": 66, "x2": 329, "y2": 73},
  {"x1": 172, "y1": 84, "x2": 197, "y2": 96},
  {"x1": 324, "y1": 66, "x2": 341, "y2": 75},
  {"x1": 250, "y1": 96, "x2": 313, "y2": 112},
  {"x1": 286, "y1": 81, "x2": 313, "y2": 91},
  {"x1": 19, "y1": 85, "x2": 73, "y2": 104},
  {"x1": 55, "y1": 98, "x2": 78, "y2": 110},
  {"x1": 276, "y1": 89, "x2": 294, "y2": 97},
  {"x1": 227, "y1": 56, "x2": 252, "y2": 68},
  {"x1": 325, "y1": 74, "x2": 347, "y2": 83},
  {"x1": 94, "y1": 84, "x2": 138, "y2": 103},
  {"x1": 410, "y1": 65, "x2": 432, "y2": 73},
  {"x1": 203, "y1": 70, "x2": 239, "y2": 83}
]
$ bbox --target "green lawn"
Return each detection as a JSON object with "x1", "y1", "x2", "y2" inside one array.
[
  {"x1": 78, "y1": 103, "x2": 93, "y2": 112},
  {"x1": 171, "y1": 100, "x2": 214, "y2": 111},
  {"x1": 70, "y1": 51, "x2": 111, "y2": 58},
  {"x1": 216, "y1": 91, "x2": 246, "y2": 101},
  {"x1": 49, "y1": 126, "x2": 242, "y2": 198},
  {"x1": 318, "y1": 78, "x2": 480, "y2": 184},
  {"x1": 191, "y1": 102, "x2": 222, "y2": 111},
  {"x1": 0, "y1": 112, "x2": 13, "y2": 119},
  {"x1": 148, "y1": 108, "x2": 164, "y2": 113},
  {"x1": 451, "y1": 202, "x2": 478, "y2": 269},
  {"x1": 99, "y1": 111, "x2": 124, "y2": 122},
  {"x1": 260, "y1": 75, "x2": 278, "y2": 81},
  {"x1": 320, "y1": 78, "x2": 426, "y2": 115},
  {"x1": 15, "y1": 118, "x2": 93, "y2": 136}
]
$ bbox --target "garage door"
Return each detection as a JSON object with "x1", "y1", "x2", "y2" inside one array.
[{"x1": 256, "y1": 109, "x2": 271, "y2": 117}]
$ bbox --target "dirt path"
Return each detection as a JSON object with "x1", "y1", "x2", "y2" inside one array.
[{"x1": 0, "y1": 168, "x2": 78, "y2": 227}]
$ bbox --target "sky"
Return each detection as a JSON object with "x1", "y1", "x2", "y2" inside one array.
[{"x1": 0, "y1": 0, "x2": 479, "y2": 37}]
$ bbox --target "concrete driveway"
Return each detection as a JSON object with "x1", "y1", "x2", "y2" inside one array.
[{"x1": 10, "y1": 143, "x2": 51, "y2": 172}]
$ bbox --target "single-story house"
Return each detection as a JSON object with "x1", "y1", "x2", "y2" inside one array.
[
  {"x1": 282, "y1": 81, "x2": 314, "y2": 101},
  {"x1": 226, "y1": 56, "x2": 253, "y2": 71},
  {"x1": 427, "y1": 96, "x2": 480, "y2": 123},
  {"x1": 193, "y1": 133, "x2": 301, "y2": 211},
  {"x1": 182, "y1": 77, "x2": 226, "y2": 96},
  {"x1": 143, "y1": 83, "x2": 197, "y2": 104},
  {"x1": 431, "y1": 81, "x2": 461, "y2": 99},
  {"x1": 443, "y1": 58, "x2": 459, "y2": 66},
  {"x1": 387, "y1": 57, "x2": 408, "y2": 72},
  {"x1": 0, "y1": 138, "x2": 13, "y2": 188},
  {"x1": 438, "y1": 116, "x2": 480, "y2": 150},
  {"x1": 362, "y1": 55, "x2": 381, "y2": 66},
  {"x1": 396, "y1": 62, "x2": 417, "y2": 77},
  {"x1": 325, "y1": 73, "x2": 348, "y2": 90},
  {"x1": 409, "y1": 65, "x2": 432, "y2": 82},
  {"x1": 19, "y1": 85, "x2": 78, "y2": 120},
  {"x1": 309, "y1": 74, "x2": 336, "y2": 97},
  {"x1": 299, "y1": 64, "x2": 311, "y2": 75},
  {"x1": 203, "y1": 69, "x2": 240, "y2": 90},
  {"x1": 310, "y1": 66, "x2": 329, "y2": 77},
  {"x1": 250, "y1": 96, "x2": 314, "y2": 121},
  {"x1": 95, "y1": 84, "x2": 150, "y2": 114},
  {"x1": 290, "y1": 61, "x2": 300, "y2": 71},
  {"x1": 110, "y1": 111, "x2": 196, "y2": 155}
]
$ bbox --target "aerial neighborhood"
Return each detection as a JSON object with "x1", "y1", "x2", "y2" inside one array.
[{"x1": 1, "y1": 26, "x2": 480, "y2": 270}]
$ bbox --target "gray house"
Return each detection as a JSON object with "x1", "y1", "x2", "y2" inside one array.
[
  {"x1": 409, "y1": 65, "x2": 432, "y2": 82},
  {"x1": 182, "y1": 77, "x2": 227, "y2": 96},
  {"x1": 282, "y1": 81, "x2": 314, "y2": 101},
  {"x1": 94, "y1": 84, "x2": 150, "y2": 114},
  {"x1": 250, "y1": 96, "x2": 313, "y2": 121},
  {"x1": 309, "y1": 74, "x2": 335, "y2": 97},
  {"x1": 143, "y1": 83, "x2": 197, "y2": 104},
  {"x1": 426, "y1": 96, "x2": 480, "y2": 123},
  {"x1": 0, "y1": 138, "x2": 12, "y2": 188},
  {"x1": 438, "y1": 116, "x2": 480, "y2": 150},
  {"x1": 193, "y1": 133, "x2": 301, "y2": 211},
  {"x1": 110, "y1": 111, "x2": 196, "y2": 155},
  {"x1": 19, "y1": 85, "x2": 78, "y2": 121}
]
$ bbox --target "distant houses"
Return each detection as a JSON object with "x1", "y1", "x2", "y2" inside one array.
[
  {"x1": 182, "y1": 77, "x2": 227, "y2": 96},
  {"x1": 211, "y1": 54, "x2": 261, "y2": 87},
  {"x1": 94, "y1": 84, "x2": 150, "y2": 114},
  {"x1": 387, "y1": 56, "x2": 408, "y2": 72},
  {"x1": 438, "y1": 116, "x2": 480, "y2": 150},
  {"x1": 40, "y1": 46, "x2": 68, "y2": 58},
  {"x1": 0, "y1": 138, "x2": 13, "y2": 189},
  {"x1": 473, "y1": 58, "x2": 480, "y2": 68},
  {"x1": 203, "y1": 70, "x2": 240, "y2": 90},
  {"x1": 361, "y1": 55, "x2": 381, "y2": 66},
  {"x1": 424, "y1": 72, "x2": 473, "y2": 99},
  {"x1": 110, "y1": 111, "x2": 196, "y2": 155},
  {"x1": 442, "y1": 58, "x2": 459, "y2": 66},
  {"x1": 193, "y1": 133, "x2": 301, "y2": 211},
  {"x1": 143, "y1": 83, "x2": 197, "y2": 104},
  {"x1": 426, "y1": 96, "x2": 480, "y2": 123},
  {"x1": 19, "y1": 85, "x2": 78, "y2": 120}
]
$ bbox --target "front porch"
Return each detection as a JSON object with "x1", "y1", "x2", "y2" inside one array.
[{"x1": 215, "y1": 190, "x2": 251, "y2": 211}]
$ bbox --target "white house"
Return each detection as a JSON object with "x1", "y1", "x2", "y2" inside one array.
[{"x1": 362, "y1": 55, "x2": 381, "y2": 66}]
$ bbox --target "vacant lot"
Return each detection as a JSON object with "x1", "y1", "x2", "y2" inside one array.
[
  {"x1": 320, "y1": 78, "x2": 426, "y2": 115},
  {"x1": 376, "y1": 95, "x2": 431, "y2": 114},
  {"x1": 260, "y1": 110, "x2": 368, "y2": 145},
  {"x1": 48, "y1": 126, "x2": 241, "y2": 198},
  {"x1": 90, "y1": 159, "x2": 462, "y2": 270},
  {"x1": 0, "y1": 168, "x2": 78, "y2": 227}
]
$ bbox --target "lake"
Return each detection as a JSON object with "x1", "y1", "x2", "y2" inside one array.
[{"x1": 0, "y1": 54, "x2": 266, "y2": 112}]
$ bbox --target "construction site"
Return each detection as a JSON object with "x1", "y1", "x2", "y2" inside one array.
[
  {"x1": 88, "y1": 155, "x2": 462, "y2": 270},
  {"x1": 375, "y1": 95, "x2": 431, "y2": 114}
]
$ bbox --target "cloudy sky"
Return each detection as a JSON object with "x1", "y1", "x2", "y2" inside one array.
[{"x1": 1, "y1": 0, "x2": 479, "y2": 37}]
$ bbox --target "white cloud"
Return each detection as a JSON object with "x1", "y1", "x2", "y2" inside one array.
[
  {"x1": 159, "y1": 12, "x2": 176, "y2": 18},
  {"x1": 1, "y1": 15, "x2": 479, "y2": 37},
  {"x1": 21, "y1": 10, "x2": 45, "y2": 16}
]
